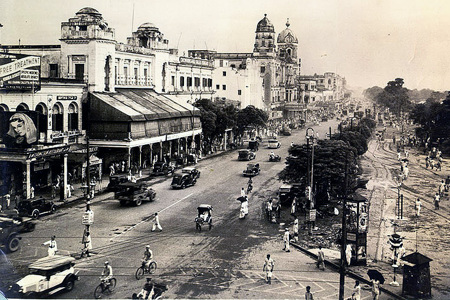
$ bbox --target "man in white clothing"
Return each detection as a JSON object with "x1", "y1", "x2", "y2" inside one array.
[
  {"x1": 283, "y1": 228, "x2": 290, "y2": 252},
  {"x1": 43, "y1": 235, "x2": 57, "y2": 256},
  {"x1": 151, "y1": 212, "x2": 162, "y2": 231}
]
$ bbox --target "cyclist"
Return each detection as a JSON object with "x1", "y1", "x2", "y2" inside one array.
[
  {"x1": 101, "y1": 261, "x2": 113, "y2": 287},
  {"x1": 143, "y1": 245, "x2": 153, "y2": 270}
]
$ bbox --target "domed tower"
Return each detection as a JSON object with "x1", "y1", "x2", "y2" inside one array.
[
  {"x1": 60, "y1": 7, "x2": 116, "y2": 92},
  {"x1": 127, "y1": 22, "x2": 169, "y2": 50},
  {"x1": 253, "y1": 14, "x2": 276, "y2": 57},
  {"x1": 277, "y1": 18, "x2": 298, "y2": 62}
]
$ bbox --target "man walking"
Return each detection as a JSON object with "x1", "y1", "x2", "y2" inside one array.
[
  {"x1": 305, "y1": 286, "x2": 314, "y2": 300},
  {"x1": 151, "y1": 212, "x2": 163, "y2": 231},
  {"x1": 415, "y1": 198, "x2": 421, "y2": 217},
  {"x1": 283, "y1": 228, "x2": 290, "y2": 252},
  {"x1": 263, "y1": 254, "x2": 274, "y2": 284},
  {"x1": 439, "y1": 180, "x2": 446, "y2": 196},
  {"x1": 293, "y1": 218, "x2": 299, "y2": 242},
  {"x1": 316, "y1": 246, "x2": 325, "y2": 270},
  {"x1": 434, "y1": 193, "x2": 440, "y2": 210}
]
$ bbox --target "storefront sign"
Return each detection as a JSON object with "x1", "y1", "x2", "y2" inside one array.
[
  {"x1": 27, "y1": 145, "x2": 71, "y2": 159},
  {"x1": 0, "y1": 53, "x2": 41, "y2": 91},
  {"x1": 72, "y1": 55, "x2": 86, "y2": 62},
  {"x1": 57, "y1": 96, "x2": 78, "y2": 100}
]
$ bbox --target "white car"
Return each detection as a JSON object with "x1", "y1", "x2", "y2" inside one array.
[
  {"x1": 268, "y1": 139, "x2": 281, "y2": 149},
  {"x1": 10, "y1": 255, "x2": 79, "y2": 298}
]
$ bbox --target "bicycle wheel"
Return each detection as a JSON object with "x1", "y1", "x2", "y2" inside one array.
[
  {"x1": 149, "y1": 261, "x2": 157, "y2": 274},
  {"x1": 108, "y1": 278, "x2": 117, "y2": 292},
  {"x1": 135, "y1": 267, "x2": 145, "y2": 280},
  {"x1": 94, "y1": 284, "x2": 103, "y2": 299}
]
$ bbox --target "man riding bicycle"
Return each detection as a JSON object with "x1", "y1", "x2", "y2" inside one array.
[
  {"x1": 101, "y1": 261, "x2": 113, "y2": 286},
  {"x1": 143, "y1": 245, "x2": 154, "y2": 269}
]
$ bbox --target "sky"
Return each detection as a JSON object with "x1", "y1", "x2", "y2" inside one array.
[{"x1": 1, "y1": 0, "x2": 449, "y2": 92}]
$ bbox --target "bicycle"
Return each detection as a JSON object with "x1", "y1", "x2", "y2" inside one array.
[
  {"x1": 135, "y1": 260, "x2": 157, "y2": 280},
  {"x1": 94, "y1": 277, "x2": 116, "y2": 299}
]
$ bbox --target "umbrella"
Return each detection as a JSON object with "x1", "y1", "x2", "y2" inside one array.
[
  {"x1": 367, "y1": 269, "x2": 385, "y2": 284},
  {"x1": 236, "y1": 196, "x2": 248, "y2": 202}
]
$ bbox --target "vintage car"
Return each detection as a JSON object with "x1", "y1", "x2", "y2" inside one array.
[
  {"x1": 171, "y1": 172, "x2": 197, "y2": 189},
  {"x1": 152, "y1": 162, "x2": 175, "y2": 176},
  {"x1": 248, "y1": 140, "x2": 259, "y2": 151},
  {"x1": 280, "y1": 128, "x2": 292, "y2": 136},
  {"x1": 182, "y1": 167, "x2": 201, "y2": 179},
  {"x1": 18, "y1": 197, "x2": 56, "y2": 219},
  {"x1": 0, "y1": 212, "x2": 35, "y2": 233},
  {"x1": 243, "y1": 163, "x2": 260, "y2": 177},
  {"x1": 107, "y1": 174, "x2": 129, "y2": 191},
  {"x1": 238, "y1": 149, "x2": 256, "y2": 161},
  {"x1": 267, "y1": 139, "x2": 281, "y2": 149},
  {"x1": 278, "y1": 183, "x2": 303, "y2": 205},
  {"x1": 115, "y1": 182, "x2": 156, "y2": 206},
  {"x1": 0, "y1": 216, "x2": 22, "y2": 252},
  {"x1": 9, "y1": 255, "x2": 79, "y2": 298}
]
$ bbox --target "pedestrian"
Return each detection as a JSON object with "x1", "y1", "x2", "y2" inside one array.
[
  {"x1": 82, "y1": 230, "x2": 92, "y2": 257},
  {"x1": 439, "y1": 180, "x2": 446, "y2": 196},
  {"x1": 397, "y1": 151, "x2": 401, "y2": 161},
  {"x1": 436, "y1": 160, "x2": 442, "y2": 171},
  {"x1": 109, "y1": 164, "x2": 115, "y2": 176},
  {"x1": 346, "y1": 244, "x2": 352, "y2": 266},
  {"x1": 283, "y1": 228, "x2": 290, "y2": 252},
  {"x1": 293, "y1": 218, "x2": 299, "y2": 242},
  {"x1": 51, "y1": 184, "x2": 56, "y2": 199},
  {"x1": 240, "y1": 187, "x2": 246, "y2": 197},
  {"x1": 291, "y1": 197, "x2": 297, "y2": 217},
  {"x1": 316, "y1": 246, "x2": 325, "y2": 270},
  {"x1": 425, "y1": 157, "x2": 429, "y2": 169},
  {"x1": 434, "y1": 193, "x2": 440, "y2": 210},
  {"x1": 30, "y1": 186, "x2": 35, "y2": 199},
  {"x1": 352, "y1": 280, "x2": 361, "y2": 300},
  {"x1": 151, "y1": 212, "x2": 162, "y2": 231},
  {"x1": 405, "y1": 150, "x2": 409, "y2": 159},
  {"x1": 266, "y1": 199, "x2": 273, "y2": 221},
  {"x1": 403, "y1": 166, "x2": 409, "y2": 180},
  {"x1": 263, "y1": 254, "x2": 274, "y2": 284},
  {"x1": 305, "y1": 285, "x2": 314, "y2": 300},
  {"x1": 415, "y1": 198, "x2": 421, "y2": 217},
  {"x1": 66, "y1": 184, "x2": 72, "y2": 198},
  {"x1": 371, "y1": 279, "x2": 380, "y2": 300},
  {"x1": 42, "y1": 235, "x2": 58, "y2": 256}
]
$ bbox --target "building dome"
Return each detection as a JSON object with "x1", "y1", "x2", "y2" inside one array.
[
  {"x1": 277, "y1": 19, "x2": 298, "y2": 44},
  {"x1": 138, "y1": 22, "x2": 160, "y2": 32},
  {"x1": 76, "y1": 7, "x2": 102, "y2": 17},
  {"x1": 256, "y1": 14, "x2": 274, "y2": 33}
]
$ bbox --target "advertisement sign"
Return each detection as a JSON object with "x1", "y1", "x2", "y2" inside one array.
[
  {"x1": 0, "y1": 111, "x2": 39, "y2": 149},
  {"x1": 0, "y1": 53, "x2": 41, "y2": 91},
  {"x1": 82, "y1": 210, "x2": 94, "y2": 225}
]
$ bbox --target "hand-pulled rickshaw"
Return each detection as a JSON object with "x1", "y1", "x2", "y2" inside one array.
[{"x1": 195, "y1": 204, "x2": 213, "y2": 231}]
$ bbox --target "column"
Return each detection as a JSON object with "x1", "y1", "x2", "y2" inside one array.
[
  {"x1": 169, "y1": 141, "x2": 173, "y2": 158},
  {"x1": 127, "y1": 147, "x2": 131, "y2": 171},
  {"x1": 159, "y1": 142, "x2": 163, "y2": 161},
  {"x1": 63, "y1": 154, "x2": 68, "y2": 200},
  {"x1": 177, "y1": 138, "x2": 181, "y2": 156},
  {"x1": 25, "y1": 160, "x2": 31, "y2": 200},
  {"x1": 139, "y1": 146, "x2": 142, "y2": 168},
  {"x1": 149, "y1": 144, "x2": 153, "y2": 166}
]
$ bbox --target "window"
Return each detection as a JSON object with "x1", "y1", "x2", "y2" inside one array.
[
  {"x1": 222, "y1": 85, "x2": 226, "y2": 90},
  {"x1": 124, "y1": 66, "x2": 128, "y2": 84},
  {"x1": 52, "y1": 104, "x2": 63, "y2": 132},
  {"x1": 144, "y1": 69, "x2": 148, "y2": 84},
  {"x1": 260, "y1": 66, "x2": 265, "y2": 73},
  {"x1": 238, "y1": 90, "x2": 242, "y2": 96},
  {"x1": 115, "y1": 66, "x2": 118, "y2": 84},
  {"x1": 75, "y1": 64, "x2": 84, "y2": 81},
  {"x1": 223, "y1": 71, "x2": 226, "y2": 76},
  {"x1": 208, "y1": 79, "x2": 212, "y2": 87},
  {"x1": 171, "y1": 76, "x2": 175, "y2": 86},
  {"x1": 202, "y1": 78, "x2": 207, "y2": 87},
  {"x1": 194, "y1": 77, "x2": 200, "y2": 87},
  {"x1": 187, "y1": 77, "x2": 192, "y2": 87},
  {"x1": 216, "y1": 84, "x2": 220, "y2": 90},
  {"x1": 180, "y1": 76, "x2": 185, "y2": 87},
  {"x1": 68, "y1": 103, "x2": 78, "y2": 131},
  {"x1": 219, "y1": 60, "x2": 224, "y2": 67},
  {"x1": 49, "y1": 64, "x2": 58, "y2": 78},
  {"x1": 134, "y1": 68, "x2": 138, "y2": 83}
]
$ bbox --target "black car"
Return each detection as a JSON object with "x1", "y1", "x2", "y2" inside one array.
[
  {"x1": 181, "y1": 167, "x2": 201, "y2": 179},
  {"x1": 18, "y1": 198, "x2": 56, "y2": 219},
  {"x1": 152, "y1": 162, "x2": 174, "y2": 176},
  {"x1": 107, "y1": 174, "x2": 129, "y2": 191},
  {"x1": 243, "y1": 163, "x2": 260, "y2": 177},
  {"x1": 171, "y1": 172, "x2": 197, "y2": 189},
  {"x1": 0, "y1": 217, "x2": 21, "y2": 252}
]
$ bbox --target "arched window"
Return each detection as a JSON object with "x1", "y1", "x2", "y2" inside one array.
[
  {"x1": 68, "y1": 102, "x2": 79, "y2": 131},
  {"x1": 0, "y1": 104, "x2": 9, "y2": 112},
  {"x1": 35, "y1": 103, "x2": 48, "y2": 136},
  {"x1": 16, "y1": 103, "x2": 29, "y2": 111},
  {"x1": 52, "y1": 103, "x2": 64, "y2": 132}
]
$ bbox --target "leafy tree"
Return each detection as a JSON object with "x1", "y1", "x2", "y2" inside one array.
[
  {"x1": 236, "y1": 105, "x2": 268, "y2": 134},
  {"x1": 363, "y1": 86, "x2": 384, "y2": 102},
  {"x1": 376, "y1": 78, "x2": 412, "y2": 117}
]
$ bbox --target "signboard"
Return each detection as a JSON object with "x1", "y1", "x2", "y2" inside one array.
[
  {"x1": 82, "y1": 210, "x2": 94, "y2": 225},
  {"x1": 0, "y1": 53, "x2": 41, "y2": 91},
  {"x1": 0, "y1": 111, "x2": 39, "y2": 149},
  {"x1": 306, "y1": 209, "x2": 317, "y2": 222},
  {"x1": 57, "y1": 96, "x2": 78, "y2": 101}
]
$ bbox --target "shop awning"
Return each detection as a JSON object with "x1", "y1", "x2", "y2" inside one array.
[{"x1": 90, "y1": 89, "x2": 199, "y2": 122}]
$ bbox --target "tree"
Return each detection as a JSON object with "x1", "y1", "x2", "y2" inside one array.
[
  {"x1": 236, "y1": 105, "x2": 268, "y2": 134},
  {"x1": 375, "y1": 78, "x2": 412, "y2": 117}
]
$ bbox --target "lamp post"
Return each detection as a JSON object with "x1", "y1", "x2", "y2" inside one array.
[
  {"x1": 396, "y1": 177, "x2": 403, "y2": 219},
  {"x1": 306, "y1": 127, "x2": 316, "y2": 208}
]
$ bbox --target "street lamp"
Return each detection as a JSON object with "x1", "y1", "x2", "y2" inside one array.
[{"x1": 396, "y1": 176, "x2": 403, "y2": 219}]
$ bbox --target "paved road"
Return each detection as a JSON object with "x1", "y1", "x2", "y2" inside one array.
[{"x1": 4, "y1": 119, "x2": 379, "y2": 299}]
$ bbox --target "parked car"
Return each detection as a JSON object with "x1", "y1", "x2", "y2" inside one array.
[
  {"x1": 9, "y1": 255, "x2": 79, "y2": 298},
  {"x1": 107, "y1": 174, "x2": 129, "y2": 191},
  {"x1": 115, "y1": 182, "x2": 156, "y2": 206},
  {"x1": 0, "y1": 216, "x2": 21, "y2": 252},
  {"x1": 152, "y1": 162, "x2": 174, "y2": 176},
  {"x1": 278, "y1": 182, "x2": 303, "y2": 205},
  {"x1": 267, "y1": 139, "x2": 281, "y2": 149},
  {"x1": 171, "y1": 172, "x2": 197, "y2": 189},
  {"x1": 248, "y1": 140, "x2": 259, "y2": 151},
  {"x1": 238, "y1": 149, "x2": 256, "y2": 161},
  {"x1": 181, "y1": 167, "x2": 201, "y2": 179},
  {"x1": 243, "y1": 163, "x2": 260, "y2": 177},
  {"x1": 280, "y1": 128, "x2": 292, "y2": 136},
  {"x1": 18, "y1": 197, "x2": 56, "y2": 219}
]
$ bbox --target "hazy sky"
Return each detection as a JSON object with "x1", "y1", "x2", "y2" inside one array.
[{"x1": 1, "y1": 0, "x2": 449, "y2": 91}]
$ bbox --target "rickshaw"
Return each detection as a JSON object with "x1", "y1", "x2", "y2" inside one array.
[{"x1": 195, "y1": 204, "x2": 213, "y2": 231}]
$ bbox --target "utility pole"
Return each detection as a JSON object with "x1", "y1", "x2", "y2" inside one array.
[{"x1": 339, "y1": 157, "x2": 348, "y2": 300}]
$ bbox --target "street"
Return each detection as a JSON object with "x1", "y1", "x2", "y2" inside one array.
[{"x1": 4, "y1": 120, "x2": 378, "y2": 299}]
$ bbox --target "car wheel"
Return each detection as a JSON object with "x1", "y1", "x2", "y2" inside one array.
[
  {"x1": 65, "y1": 279, "x2": 75, "y2": 291},
  {"x1": 31, "y1": 209, "x2": 40, "y2": 219},
  {"x1": 7, "y1": 235, "x2": 20, "y2": 253},
  {"x1": 50, "y1": 205, "x2": 56, "y2": 214},
  {"x1": 135, "y1": 198, "x2": 143, "y2": 206},
  {"x1": 181, "y1": 184, "x2": 186, "y2": 189}
]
